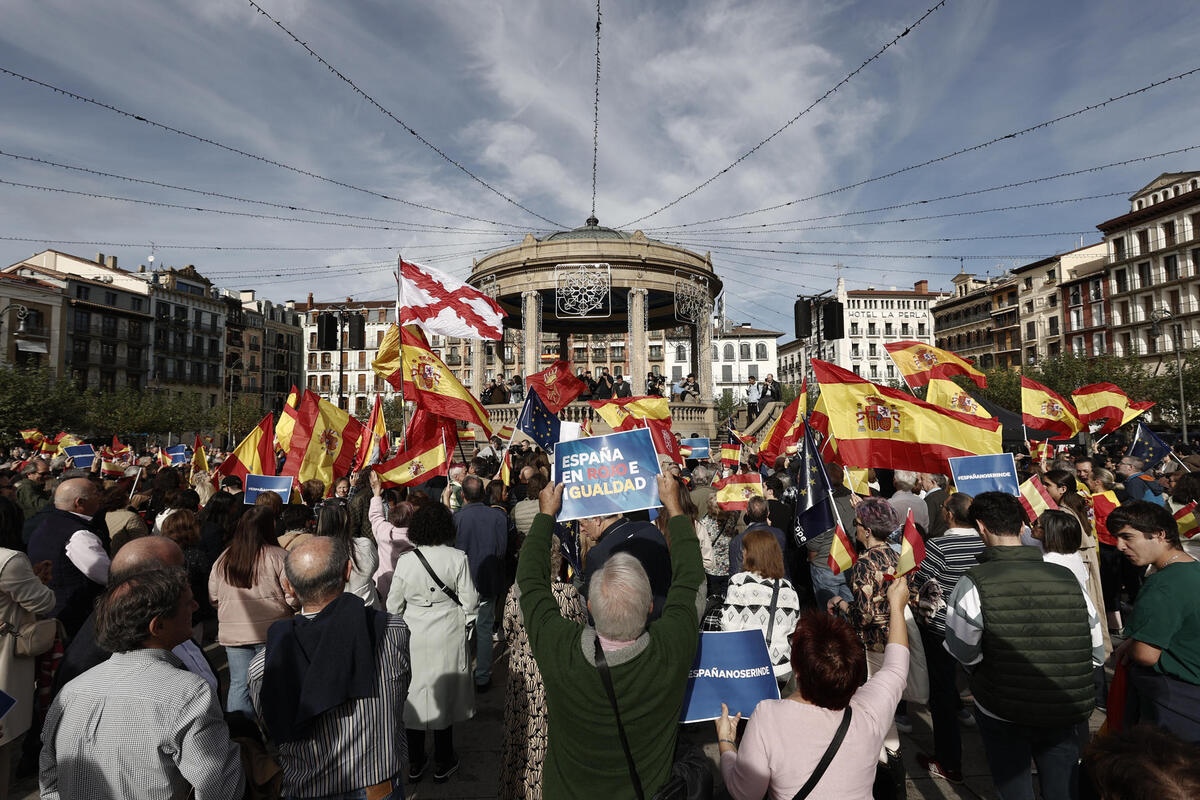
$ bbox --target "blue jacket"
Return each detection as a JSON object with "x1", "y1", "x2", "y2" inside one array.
[
  {"x1": 728, "y1": 522, "x2": 788, "y2": 576},
  {"x1": 453, "y1": 502, "x2": 508, "y2": 596}
]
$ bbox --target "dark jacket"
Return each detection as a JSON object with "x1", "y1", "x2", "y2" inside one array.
[
  {"x1": 728, "y1": 522, "x2": 788, "y2": 576},
  {"x1": 28, "y1": 509, "x2": 107, "y2": 638},
  {"x1": 924, "y1": 488, "x2": 949, "y2": 539},
  {"x1": 453, "y1": 502, "x2": 508, "y2": 596},
  {"x1": 580, "y1": 518, "x2": 672, "y2": 619}
]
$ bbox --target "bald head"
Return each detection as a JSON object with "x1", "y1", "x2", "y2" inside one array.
[
  {"x1": 54, "y1": 477, "x2": 101, "y2": 517},
  {"x1": 284, "y1": 536, "x2": 350, "y2": 606},
  {"x1": 110, "y1": 536, "x2": 184, "y2": 583}
]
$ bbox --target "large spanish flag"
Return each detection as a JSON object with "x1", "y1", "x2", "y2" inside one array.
[
  {"x1": 281, "y1": 391, "x2": 365, "y2": 494},
  {"x1": 713, "y1": 473, "x2": 763, "y2": 511},
  {"x1": 1072, "y1": 382, "x2": 1154, "y2": 435},
  {"x1": 828, "y1": 523, "x2": 858, "y2": 575},
  {"x1": 720, "y1": 443, "x2": 742, "y2": 466},
  {"x1": 925, "y1": 378, "x2": 991, "y2": 419},
  {"x1": 588, "y1": 396, "x2": 671, "y2": 431},
  {"x1": 405, "y1": 408, "x2": 459, "y2": 454},
  {"x1": 373, "y1": 324, "x2": 492, "y2": 436},
  {"x1": 758, "y1": 387, "x2": 806, "y2": 465},
  {"x1": 19, "y1": 429, "x2": 43, "y2": 447},
  {"x1": 275, "y1": 385, "x2": 301, "y2": 452},
  {"x1": 1021, "y1": 377, "x2": 1083, "y2": 439},
  {"x1": 884, "y1": 341, "x2": 986, "y2": 389},
  {"x1": 812, "y1": 359, "x2": 1001, "y2": 474},
  {"x1": 1175, "y1": 502, "x2": 1200, "y2": 540},
  {"x1": 214, "y1": 413, "x2": 276, "y2": 486},
  {"x1": 373, "y1": 436, "x2": 449, "y2": 487}
]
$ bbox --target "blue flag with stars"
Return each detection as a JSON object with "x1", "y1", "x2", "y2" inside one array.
[
  {"x1": 517, "y1": 388, "x2": 561, "y2": 452},
  {"x1": 1127, "y1": 421, "x2": 1170, "y2": 470},
  {"x1": 793, "y1": 421, "x2": 836, "y2": 546}
]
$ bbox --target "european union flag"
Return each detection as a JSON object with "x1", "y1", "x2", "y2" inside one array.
[
  {"x1": 793, "y1": 422, "x2": 835, "y2": 546},
  {"x1": 517, "y1": 389, "x2": 561, "y2": 452},
  {"x1": 1127, "y1": 421, "x2": 1170, "y2": 470}
]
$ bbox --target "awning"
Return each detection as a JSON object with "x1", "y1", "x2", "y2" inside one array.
[{"x1": 15, "y1": 340, "x2": 48, "y2": 354}]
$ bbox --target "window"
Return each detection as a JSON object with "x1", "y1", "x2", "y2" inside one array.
[
  {"x1": 867, "y1": 323, "x2": 877, "y2": 336},
  {"x1": 723, "y1": 344, "x2": 734, "y2": 360},
  {"x1": 320, "y1": 375, "x2": 331, "y2": 391},
  {"x1": 850, "y1": 322, "x2": 860, "y2": 336},
  {"x1": 75, "y1": 285, "x2": 90, "y2": 300},
  {"x1": 613, "y1": 366, "x2": 623, "y2": 377},
  {"x1": 1163, "y1": 221, "x2": 1176, "y2": 248},
  {"x1": 1091, "y1": 303, "x2": 1104, "y2": 326},
  {"x1": 1026, "y1": 322, "x2": 1036, "y2": 339},
  {"x1": 1070, "y1": 308, "x2": 1083, "y2": 330},
  {"x1": 593, "y1": 347, "x2": 606, "y2": 361},
  {"x1": 901, "y1": 323, "x2": 910, "y2": 336},
  {"x1": 357, "y1": 374, "x2": 366, "y2": 391},
  {"x1": 721, "y1": 365, "x2": 733, "y2": 382},
  {"x1": 128, "y1": 346, "x2": 142, "y2": 369},
  {"x1": 1023, "y1": 277, "x2": 1033, "y2": 290},
  {"x1": 157, "y1": 302, "x2": 171, "y2": 320},
  {"x1": 1049, "y1": 317, "x2": 1059, "y2": 336},
  {"x1": 308, "y1": 375, "x2": 318, "y2": 390},
  {"x1": 884, "y1": 323, "x2": 893, "y2": 337},
  {"x1": 886, "y1": 364, "x2": 894, "y2": 378},
  {"x1": 868, "y1": 343, "x2": 877, "y2": 357},
  {"x1": 851, "y1": 344, "x2": 861, "y2": 358},
  {"x1": 755, "y1": 343, "x2": 767, "y2": 360},
  {"x1": 100, "y1": 342, "x2": 116, "y2": 364},
  {"x1": 1114, "y1": 269, "x2": 1128, "y2": 294},
  {"x1": 1138, "y1": 262, "x2": 1152, "y2": 288},
  {"x1": 739, "y1": 343, "x2": 751, "y2": 360},
  {"x1": 73, "y1": 310, "x2": 90, "y2": 332},
  {"x1": 1074, "y1": 336, "x2": 1086, "y2": 356},
  {"x1": 104, "y1": 291, "x2": 117, "y2": 306},
  {"x1": 869, "y1": 365, "x2": 878, "y2": 379},
  {"x1": 675, "y1": 345, "x2": 686, "y2": 361},
  {"x1": 131, "y1": 298, "x2": 143, "y2": 312},
  {"x1": 1112, "y1": 237, "x2": 1126, "y2": 260},
  {"x1": 918, "y1": 323, "x2": 926, "y2": 336},
  {"x1": 101, "y1": 316, "x2": 117, "y2": 337},
  {"x1": 358, "y1": 352, "x2": 366, "y2": 369},
  {"x1": 1165, "y1": 255, "x2": 1180, "y2": 281},
  {"x1": 321, "y1": 353, "x2": 332, "y2": 369},
  {"x1": 72, "y1": 338, "x2": 89, "y2": 361}
]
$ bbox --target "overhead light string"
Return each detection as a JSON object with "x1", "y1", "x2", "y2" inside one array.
[{"x1": 591, "y1": 0, "x2": 602, "y2": 220}]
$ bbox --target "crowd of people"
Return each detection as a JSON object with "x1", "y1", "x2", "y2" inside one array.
[{"x1": 0, "y1": 427, "x2": 1197, "y2": 799}]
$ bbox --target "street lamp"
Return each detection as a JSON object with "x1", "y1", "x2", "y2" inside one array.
[
  {"x1": 227, "y1": 357, "x2": 244, "y2": 450},
  {"x1": 1149, "y1": 308, "x2": 1189, "y2": 445},
  {"x1": 0, "y1": 304, "x2": 29, "y2": 366}
]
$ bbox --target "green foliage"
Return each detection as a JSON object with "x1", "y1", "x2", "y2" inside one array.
[{"x1": 0, "y1": 367, "x2": 86, "y2": 437}]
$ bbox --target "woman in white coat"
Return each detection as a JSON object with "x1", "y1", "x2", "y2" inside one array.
[
  {"x1": 0, "y1": 522, "x2": 55, "y2": 796},
  {"x1": 387, "y1": 501, "x2": 479, "y2": 785}
]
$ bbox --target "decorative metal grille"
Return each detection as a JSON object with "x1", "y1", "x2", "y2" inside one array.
[
  {"x1": 674, "y1": 271, "x2": 711, "y2": 323},
  {"x1": 555, "y1": 263, "x2": 611, "y2": 318}
]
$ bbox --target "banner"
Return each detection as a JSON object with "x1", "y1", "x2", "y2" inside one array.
[
  {"x1": 948, "y1": 453, "x2": 1019, "y2": 498},
  {"x1": 553, "y1": 428, "x2": 662, "y2": 522},
  {"x1": 166, "y1": 444, "x2": 188, "y2": 466},
  {"x1": 63, "y1": 444, "x2": 96, "y2": 468},
  {"x1": 679, "y1": 438, "x2": 710, "y2": 459},
  {"x1": 244, "y1": 474, "x2": 295, "y2": 505},
  {"x1": 680, "y1": 630, "x2": 780, "y2": 723}
]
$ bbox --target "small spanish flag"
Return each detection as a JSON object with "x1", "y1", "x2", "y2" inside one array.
[
  {"x1": 713, "y1": 473, "x2": 763, "y2": 511},
  {"x1": 457, "y1": 428, "x2": 476, "y2": 443},
  {"x1": 192, "y1": 435, "x2": 209, "y2": 473},
  {"x1": 1018, "y1": 475, "x2": 1059, "y2": 525},
  {"x1": 158, "y1": 448, "x2": 173, "y2": 468},
  {"x1": 100, "y1": 459, "x2": 124, "y2": 479},
  {"x1": 893, "y1": 509, "x2": 926, "y2": 578},
  {"x1": 828, "y1": 523, "x2": 858, "y2": 575},
  {"x1": 498, "y1": 448, "x2": 512, "y2": 486},
  {"x1": 678, "y1": 445, "x2": 693, "y2": 459},
  {"x1": 373, "y1": 437, "x2": 449, "y2": 488},
  {"x1": 720, "y1": 444, "x2": 742, "y2": 466},
  {"x1": 1175, "y1": 502, "x2": 1200, "y2": 539},
  {"x1": 19, "y1": 429, "x2": 43, "y2": 446},
  {"x1": 845, "y1": 467, "x2": 870, "y2": 496},
  {"x1": 580, "y1": 418, "x2": 593, "y2": 437},
  {"x1": 496, "y1": 424, "x2": 516, "y2": 441}
]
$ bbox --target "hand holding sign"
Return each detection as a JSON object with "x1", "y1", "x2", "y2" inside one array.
[
  {"x1": 657, "y1": 473, "x2": 683, "y2": 519},
  {"x1": 539, "y1": 481, "x2": 564, "y2": 517}
]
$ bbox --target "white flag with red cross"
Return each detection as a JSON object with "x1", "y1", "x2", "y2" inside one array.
[{"x1": 397, "y1": 257, "x2": 505, "y2": 340}]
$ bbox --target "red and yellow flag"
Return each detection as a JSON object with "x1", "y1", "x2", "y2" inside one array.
[
  {"x1": 372, "y1": 324, "x2": 492, "y2": 436},
  {"x1": 812, "y1": 359, "x2": 1001, "y2": 475},
  {"x1": 281, "y1": 391, "x2": 365, "y2": 494},
  {"x1": 1175, "y1": 502, "x2": 1200, "y2": 540},
  {"x1": 720, "y1": 443, "x2": 742, "y2": 466},
  {"x1": 404, "y1": 408, "x2": 459, "y2": 454},
  {"x1": 1092, "y1": 490, "x2": 1120, "y2": 545},
  {"x1": 925, "y1": 378, "x2": 991, "y2": 419},
  {"x1": 1018, "y1": 475, "x2": 1059, "y2": 525},
  {"x1": 884, "y1": 341, "x2": 986, "y2": 389},
  {"x1": 356, "y1": 394, "x2": 390, "y2": 468},
  {"x1": 191, "y1": 435, "x2": 209, "y2": 474},
  {"x1": 457, "y1": 428, "x2": 476, "y2": 443},
  {"x1": 1021, "y1": 377, "x2": 1083, "y2": 440},
  {"x1": 100, "y1": 459, "x2": 124, "y2": 480},
  {"x1": 713, "y1": 473, "x2": 763, "y2": 511},
  {"x1": 111, "y1": 435, "x2": 131, "y2": 456},
  {"x1": 19, "y1": 429, "x2": 43, "y2": 447},
  {"x1": 275, "y1": 385, "x2": 301, "y2": 452},
  {"x1": 828, "y1": 523, "x2": 858, "y2": 575},
  {"x1": 588, "y1": 396, "x2": 671, "y2": 431},
  {"x1": 214, "y1": 413, "x2": 276, "y2": 486},
  {"x1": 524, "y1": 360, "x2": 587, "y2": 414},
  {"x1": 373, "y1": 437, "x2": 449, "y2": 488},
  {"x1": 1071, "y1": 383, "x2": 1155, "y2": 435},
  {"x1": 758, "y1": 385, "x2": 806, "y2": 465},
  {"x1": 893, "y1": 509, "x2": 926, "y2": 577}
]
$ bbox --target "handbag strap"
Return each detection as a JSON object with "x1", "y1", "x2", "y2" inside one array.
[
  {"x1": 593, "y1": 636, "x2": 645, "y2": 800},
  {"x1": 793, "y1": 706, "x2": 853, "y2": 800},
  {"x1": 763, "y1": 578, "x2": 782, "y2": 652},
  {"x1": 411, "y1": 548, "x2": 462, "y2": 607}
]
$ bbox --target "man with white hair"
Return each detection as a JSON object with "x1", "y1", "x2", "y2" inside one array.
[
  {"x1": 921, "y1": 473, "x2": 950, "y2": 539},
  {"x1": 888, "y1": 470, "x2": 929, "y2": 533},
  {"x1": 519, "y1": 475, "x2": 702, "y2": 799}
]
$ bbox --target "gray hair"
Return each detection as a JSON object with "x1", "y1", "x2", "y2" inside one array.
[
  {"x1": 893, "y1": 470, "x2": 919, "y2": 492},
  {"x1": 285, "y1": 536, "x2": 350, "y2": 606},
  {"x1": 691, "y1": 464, "x2": 713, "y2": 487},
  {"x1": 1049, "y1": 458, "x2": 1077, "y2": 476},
  {"x1": 925, "y1": 473, "x2": 948, "y2": 490},
  {"x1": 589, "y1": 553, "x2": 651, "y2": 641}
]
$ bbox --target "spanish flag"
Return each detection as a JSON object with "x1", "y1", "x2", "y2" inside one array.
[
  {"x1": 1018, "y1": 475, "x2": 1058, "y2": 525},
  {"x1": 1092, "y1": 490, "x2": 1120, "y2": 545},
  {"x1": 1021, "y1": 377, "x2": 1083, "y2": 440},
  {"x1": 275, "y1": 385, "x2": 300, "y2": 452},
  {"x1": 100, "y1": 459, "x2": 124, "y2": 480},
  {"x1": 356, "y1": 394, "x2": 389, "y2": 468},
  {"x1": 373, "y1": 324, "x2": 492, "y2": 436},
  {"x1": 1072, "y1": 383, "x2": 1155, "y2": 435},
  {"x1": 758, "y1": 386, "x2": 806, "y2": 465},
  {"x1": 157, "y1": 448, "x2": 173, "y2": 468},
  {"x1": 457, "y1": 428, "x2": 476, "y2": 444},
  {"x1": 372, "y1": 436, "x2": 449, "y2": 488},
  {"x1": 812, "y1": 359, "x2": 1001, "y2": 475},
  {"x1": 925, "y1": 378, "x2": 991, "y2": 419},
  {"x1": 19, "y1": 429, "x2": 43, "y2": 446},
  {"x1": 54, "y1": 433, "x2": 82, "y2": 456},
  {"x1": 405, "y1": 408, "x2": 459, "y2": 453},
  {"x1": 191, "y1": 435, "x2": 209, "y2": 474},
  {"x1": 588, "y1": 396, "x2": 671, "y2": 431},
  {"x1": 846, "y1": 467, "x2": 870, "y2": 496},
  {"x1": 111, "y1": 435, "x2": 131, "y2": 456},
  {"x1": 893, "y1": 509, "x2": 926, "y2": 577},
  {"x1": 213, "y1": 414, "x2": 276, "y2": 486},
  {"x1": 1175, "y1": 502, "x2": 1200, "y2": 540},
  {"x1": 828, "y1": 523, "x2": 858, "y2": 575},
  {"x1": 1028, "y1": 440, "x2": 1053, "y2": 463},
  {"x1": 884, "y1": 341, "x2": 986, "y2": 389},
  {"x1": 713, "y1": 473, "x2": 763, "y2": 511},
  {"x1": 281, "y1": 391, "x2": 365, "y2": 495},
  {"x1": 720, "y1": 444, "x2": 742, "y2": 466}
]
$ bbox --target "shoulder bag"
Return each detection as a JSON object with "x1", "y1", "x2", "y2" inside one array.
[
  {"x1": 0, "y1": 551, "x2": 60, "y2": 657},
  {"x1": 410, "y1": 548, "x2": 474, "y2": 642}
]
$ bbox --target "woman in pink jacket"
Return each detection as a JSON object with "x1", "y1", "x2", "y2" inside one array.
[{"x1": 208, "y1": 505, "x2": 298, "y2": 717}]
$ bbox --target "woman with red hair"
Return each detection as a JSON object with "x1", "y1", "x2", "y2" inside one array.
[{"x1": 716, "y1": 578, "x2": 910, "y2": 799}]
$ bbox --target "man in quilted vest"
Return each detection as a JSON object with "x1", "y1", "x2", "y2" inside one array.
[{"x1": 944, "y1": 492, "x2": 1103, "y2": 800}]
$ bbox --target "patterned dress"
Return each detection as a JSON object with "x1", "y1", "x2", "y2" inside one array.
[
  {"x1": 499, "y1": 581, "x2": 588, "y2": 800},
  {"x1": 839, "y1": 544, "x2": 917, "y2": 653}
]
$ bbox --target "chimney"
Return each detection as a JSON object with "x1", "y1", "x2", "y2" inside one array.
[
  {"x1": 106, "y1": 255, "x2": 118, "y2": 269},
  {"x1": 95, "y1": 252, "x2": 105, "y2": 265},
  {"x1": 138, "y1": 265, "x2": 146, "y2": 273},
  {"x1": 239, "y1": 290, "x2": 256, "y2": 303},
  {"x1": 286, "y1": 300, "x2": 295, "y2": 310},
  {"x1": 307, "y1": 292, "x2": 314, "y2": 306},
  {"x1": 914, "y1": 279, "x2": 929, "y2": 293}
]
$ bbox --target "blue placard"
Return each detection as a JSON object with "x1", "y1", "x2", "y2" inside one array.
[
  {"x1": 0, "y1": 689, "x2": 14, "y2": 722},
  {"x1": 680, "y1": 438, "x2": 710, "y2": 459},
  {"x1": 244, "y1": 474, "x2": 294, "y2": 505},
  {"x1": 63, "y1": 444, "x2": 96, "y2": 468},
  {"x1": 680, "y1": 630, "x2": 781, "y2": 723},
  {"x1": 166, "y1": 444, "x2": 188, "y2": 465},
  {"x1": 949, "y1": 453, "x2": 1020, "y2": 498},
  {"x1": 553, "y1": 428, "x2": 663, "y2": 522}
]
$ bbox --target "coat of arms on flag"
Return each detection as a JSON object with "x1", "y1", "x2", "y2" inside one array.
[{"x1": 856, "y1": 396, "x2": 902, "y2": 434}]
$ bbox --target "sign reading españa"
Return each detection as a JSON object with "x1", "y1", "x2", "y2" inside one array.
[{"x1": 553, "y1": 428, "x2": 663, "y2": 522}]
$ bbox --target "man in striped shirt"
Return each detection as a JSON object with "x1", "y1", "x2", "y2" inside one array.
[{"x1": 911, "y1": 492, "x2": 984, "y2": 784}]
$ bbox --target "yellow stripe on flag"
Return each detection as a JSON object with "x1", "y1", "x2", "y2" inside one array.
[
  {"x1": 828, "y1": 523, "x2": 857, "y2": 575},
  {"x1": 925, "y1": 379, "x2": 991, "y2": 419},
  {"x1": 373, "y1": 439, "x2": 449, "y2": 487},
  {"x1": 1018, "y1": 475, "x2": 1059, "y2": 525}
]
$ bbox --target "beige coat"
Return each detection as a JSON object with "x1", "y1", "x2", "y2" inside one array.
[
  {"x1": 208, "y1": 546, "x2": 298, "y2": 646},
  {"x1": 0, "y1": 549, "x2": 55, "y2": 745}
]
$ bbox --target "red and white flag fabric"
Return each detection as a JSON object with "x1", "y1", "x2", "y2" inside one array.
[{"x1": 397, "y1": 258, "x2": 505, "y2": 341}]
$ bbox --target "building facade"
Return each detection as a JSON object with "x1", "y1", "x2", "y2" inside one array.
[{"x1": 0, "y1": 271, "x2": 65, "y2": 375}]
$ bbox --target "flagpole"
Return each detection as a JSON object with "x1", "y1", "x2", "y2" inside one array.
[{"x1": 395, "y1": 258, "x2": 409, "y2": 451}]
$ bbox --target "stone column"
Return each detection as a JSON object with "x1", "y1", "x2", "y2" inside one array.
[
  {"x1": 692, "y1": 314, "x2": 714, "y2": 400},
  {"x1": 628, "y1": 288, "x2": 649, "y2": 387},
  {"x1": 521, "y1": 290, "x2": 541, "y2": 379},
  {"x1": 469, "y1": 339, "x2": 484, "y2": 396}
]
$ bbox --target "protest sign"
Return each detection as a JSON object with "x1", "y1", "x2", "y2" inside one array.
[
  {"x1": 680, "y1": 438, "x2": 710, "y2": 459},
  {"x1": 680, "y1": 630, "x2": 780, "y2": 723},
  {"x1": 244, "y1": 474, "x2": 294, "y2": 505},
  {"x1": 554, "y1": 428, "x2": 662, "y2": 522},
  {"x1": 166, "y1": 444, "x2": 188, "y2": 465},
  {"x1": 949, "y1": 453, "x2": 1019, "y2": 497},
  {"x1": 63, "y1": 444, "x2": 96, "y2": 468}
]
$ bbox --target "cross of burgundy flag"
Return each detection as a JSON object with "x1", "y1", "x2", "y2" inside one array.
[{"x1": 397, "y1": 257, "x2": 505, "y2": 340}]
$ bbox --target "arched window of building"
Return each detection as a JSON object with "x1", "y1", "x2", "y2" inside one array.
[
  {"x1": 739, "y1": 343, "x2": 751, "y2": 360},
  {"x1": 676, "y1": 345, "x2": 686, "y2": 361},
  {"x1": 711, "y1": 345, "x2": 718, "y2": 361},
  {"x1": 755, "y1": 343, "x2": 767, "y2": 360},
  {"x1": 723, "y1": 343, "x2": 734, "y2": 360}
]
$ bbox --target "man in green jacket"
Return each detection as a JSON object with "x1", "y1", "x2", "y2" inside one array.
[
  {"x1": 14, "y1": 458, "x2": 51, "y2": 521},
  {"x1": 518, "y1": 475, "x2": 702, "y2": 799}
]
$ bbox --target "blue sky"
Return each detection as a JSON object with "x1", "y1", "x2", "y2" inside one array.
[{"x1": 1, "y1": 0, "x2": 1197, "y2": 334}]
